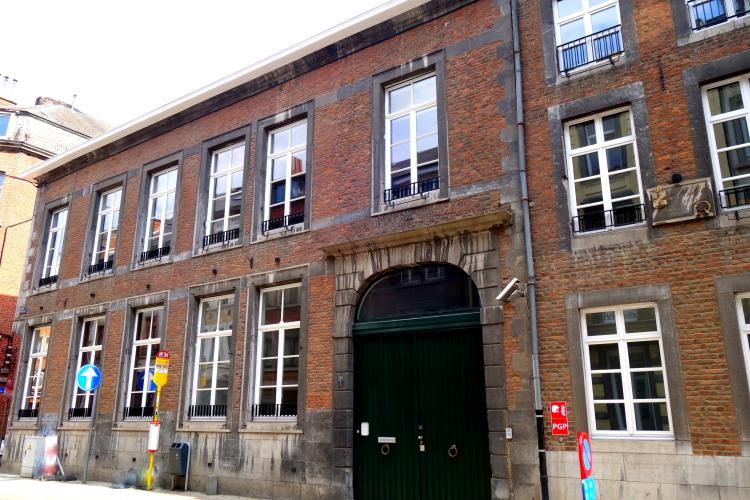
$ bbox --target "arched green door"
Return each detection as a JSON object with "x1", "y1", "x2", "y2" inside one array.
[{"x1": 353, "y1": 266, "x2": 491, "y2": 500}]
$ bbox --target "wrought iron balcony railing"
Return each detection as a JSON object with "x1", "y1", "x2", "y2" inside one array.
[
  {"x1": 252, "y1": 403, "x2": 298, "y2": 419},
  {"x1": 38, "y1": 275, "x2": 58, "y2": 288},
  {"x1": 571, "y1": 204, "x2": 645, "y2": 233},
  {"x1": 188, "y1": 404, "x2": 227, "y2": 419},
  {"x1": 140, "y1": 245, "x2": 171, "y2": 263},
  {"x1": 18, "y1": 408, "x2": 38, "y2": 419},
  {"x1": 557, "y1": 25, "x2": 623, "y2": 75},
  {"x1": 202, "y1": 228, "x2": 240, "y2": 248},
  {"x1": 88, "y1": 258, "x2": 113, "y2": 276},
  {"x1": 720, "y1": 185, "x2": 750, "y2": 209},
  {"x1": 68, "y1": 407, "x2": 93, "y2": 420},
  {"x1": 384, "y1": 176, "x2": 440, "y2": 205},
  {"x1": 688, "y1": 0, "x2": 749, "y2": 30},
  {"x1": 262, "y1": 212, "x2": 304, "y2": 233},
  {"x1": 123, "y1": 405, "x2": 155, "y2": 420}
]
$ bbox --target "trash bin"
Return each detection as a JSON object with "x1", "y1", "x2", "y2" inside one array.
[{"x1": 168, "y1": 442, "x2": 190, "y2": 491}]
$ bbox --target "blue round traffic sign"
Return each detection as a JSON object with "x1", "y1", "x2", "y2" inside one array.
[{"x1": 76, "y1": 364, "x2": 102, "y2": 392}]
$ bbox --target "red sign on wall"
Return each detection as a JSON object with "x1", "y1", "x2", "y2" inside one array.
[{"x1": 550, "y1": 401, "x2": 569, "y2": 436}]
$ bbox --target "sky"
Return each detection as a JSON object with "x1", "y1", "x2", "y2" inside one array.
[{"x1": 2, "y1": 0, "x2": 387, "y2": 127}]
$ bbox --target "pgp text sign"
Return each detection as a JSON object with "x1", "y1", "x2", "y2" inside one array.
[{"x1": 550, "y1": 401, "x2": 569, "y2": 436}]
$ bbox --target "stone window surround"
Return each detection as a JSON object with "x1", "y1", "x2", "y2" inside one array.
[
  {"x1": 671, "y1": 0, "x2": 750, "y2": 46},
  {"x1": 9, "y1": 313, "x2": 56, "y2": 428},
  {"x1": 539, "y1": 0, "x2": 639, "y2": 85},
  {"x1": 370, "y1": 50, "x2": 450, "y2": 215},
  {"x1": 80, "y1": 173, "x2": 128, "y2": 279},
  {"x1": 565, "y1": 284, "x2": 690, "y2": 448},
  {"x1": 130, "y1": 152, "x2": 184, "y2": 269},
  {"x1": 242, "y1": 265, "x2": 309, "y2": 431},
  {"x1": 251, "y1": 102, "x2": 314, "y2": 243},
  {"x1": 31, "y1": 195, "x2": 72, "y2": 293},
  {"x1": 112, "y1": 291, "x2": 170, "y2": 427},
  {"x1": 177, "y1": 279, "x2": 242, "y2": 431},
  {"x1": 192, "y1": 126, "x2": 253, "y2": 255},
  {"x1": 547, "y1": 81, "x2": 657, "y2": 251},
  {"x1": 715, "y1": 272, "x2": 750, "y2": 456}
]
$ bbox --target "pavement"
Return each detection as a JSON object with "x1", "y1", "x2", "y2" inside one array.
[{"x1": 0, "y1": 474, "x2": 263, "y2": 500}]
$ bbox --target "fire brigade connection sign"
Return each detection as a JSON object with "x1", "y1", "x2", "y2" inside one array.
[
  {"x1": 577, "y1": 432, "x2": 596, "y2": 500},
  {"x1": 550, "y1": 401, "x2": 569, "y2": 436}
]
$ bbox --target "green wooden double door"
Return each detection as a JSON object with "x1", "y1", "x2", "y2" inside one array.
[{"x1": 353, "y1": 327, "x2": 491, "y2": 500}]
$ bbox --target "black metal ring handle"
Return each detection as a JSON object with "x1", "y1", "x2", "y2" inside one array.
[
  {"x1": 381, "y1": 444, "x2": 390, "y2": 456},
  {"x1": 448, "y1": 444, "x2": 458, "y2": 458}
]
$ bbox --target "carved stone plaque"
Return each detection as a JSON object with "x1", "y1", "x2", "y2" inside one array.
[{"x1": 647, "y1": 177, "x2": 715, "y2": 226}]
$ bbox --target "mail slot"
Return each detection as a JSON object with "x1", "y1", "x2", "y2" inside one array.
[{"x1": 377, "y1": 437, "x2": 396, "y2": 444}]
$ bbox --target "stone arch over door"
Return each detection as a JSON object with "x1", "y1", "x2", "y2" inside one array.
[{"x1": 326, "y1": 227, "x2": 510, "y2": 499}]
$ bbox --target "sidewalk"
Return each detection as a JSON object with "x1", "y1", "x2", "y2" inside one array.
[{"x1": 0, "y1": 474, "x2": 263, "y2": 500}]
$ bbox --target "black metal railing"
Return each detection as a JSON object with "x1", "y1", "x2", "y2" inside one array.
[
  {"x1": 720, "y1": 185, "x2": 750, "y2": 208},
  {"x1": 18, "y1": 408, "x2": 38, "y2": 419},
  {"x1": 384, "y1": 176, "x2": 440, "y2": 204},
  {"x1": 261, "y1": 212, "x2": 305, "y2": 233},
  {"x1": 202, "y1": 228, "x2": 240, "y2": 248},
  {"x1": 188, "y1": 404, "x2": 227, "y2": 419},
  {"x1": 571, "y1": 204, "x2": 645, "y2": 233},
  {"x1": 557, "y1": 25, "x2": 623, "y2": 75},
  {"x1": 688, "y1": 0, "x2": 749, "y2": 30},
  {"x1": 123, "y1": 406, "x2": 155, "y2": 420},
  {"x1": 140, "y1": 245, "x2": 171, "y2": 263},
  {"x1": 87, "y1": 258, "x2": 113, "y2": 275},
  {"x1": 252, "y1": 403, "x2": 298, "y2": 419},
  {"x1": 38, "y1": 275, "x2": 58, "y2": 288},
  {"x1": 68, "y1": 407, "x2": 93, "y2": 419}
]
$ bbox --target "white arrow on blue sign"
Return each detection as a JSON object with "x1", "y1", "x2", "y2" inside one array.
[{"x1": 76, "y1": 364, "x2": 102, "y2": 392}]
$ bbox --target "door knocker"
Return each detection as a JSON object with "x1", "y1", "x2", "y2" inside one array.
[
  {"x1": 381, "y1": 443, "x2": 390, "y2": 456},
  {"x1": 448, "y1": 444, "x2": 458, "y2": 458}
]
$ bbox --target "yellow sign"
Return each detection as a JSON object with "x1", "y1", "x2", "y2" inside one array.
[{"x1": 153, "y1": 351, "x2": 170, "y2": 387}]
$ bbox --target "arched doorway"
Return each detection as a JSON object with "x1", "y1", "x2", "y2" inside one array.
[{"x1": 353, "y1": 264, "x2": 491, "y2": 500}]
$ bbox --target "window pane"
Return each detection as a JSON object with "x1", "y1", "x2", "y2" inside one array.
[
  {"x1": 718, "y1": 146, "x2": 750, "y2": 180},
  {"x1": 214, "y1": 389, "x2": 228, "y2": 407},
  {"x1": 707, "y1": 82, "x2": 744, "y2": 116},
  {"x1": 291, "y1": 123, "x2": 307, "y2": 147},
  {"x1": 413, "y1": 76, "x2": 436, "y2": 105},
  {"x1": 272, "y1": 129, "x2": 290, "y2": 154},
  {"x1": 213, "y1": 175, "x2": 227, "y2": 197},
  {"x1": 609, "y1": 170, "x2": 640, "y2": 200},
  {"x1": 284, "y1": 329, "x2": 300, "y2": 356},
  {"x1": 262, "y1": 331, "x2": 279, "y2": 358},
  {"x1": 593, "y1": 403, "x2": 626, "y2": 430},
  {"x1": 570, "y1": 120, "x2": 597, "y2": 149},
  {"x1": 602, "y1": 111, "x2": 631, "y2": 141},
  {"x1": 197, "y1": 364, "x2": 213, "y2": 389},
  {"x1": 199, "y1": 338, "x2": 214, "y2": 363},
  {"x1": 218, "y1": 297, "x2": 234, "y2": 331},
  {"x1": 631, "y1": 371, "x2": 666, "y2": 399},
  {"x1": 628, "y1": 341, "x2": 662, "y2": 368},
  {"x1": 291, "y1": 175, "x2": 305, "y2": 199},
  {"x1": 391, "y1": 116, "x2": 410, "y2": 144},
  {"x1": 281, "y1": 387, "x2": 298, "y2": 405},
  {"x1": 291, "y1": 150, "x2": 306, "y2": 175},
  {"x1": 215, "y1": 363, "x2": 230, "y2": 388},
  {"x1": 589, "y1": 343, "x2": 620, "y2": 370},
  {"x1": 575, "y1": 178, "x2": 604, "y2": 205},
  {"x1": 134, "y1": 345, "x2": 149, "y2": 368},
  {"x1": 742, "y1": 298, "x2": 750, "y2": 324},
  {"x1": 418, "y1": 163, "x2": 439, "y2": 183},
  {"x1": 229, "y1": 191, "x2": 242, "y2": 217},
  {"x1": 713, "y1": 118, "x2": 750, "y2": 149},
  {"x1": 390, "y1": 143, "x2": 411, "y2": 171},
  {"x1": 557, "y1": 0, "x2": 582, "y2": 18},
  {"x1": 262, "y1": 359, "x2": 278, "y2": 385},
  {"x1": 571, "y1": 152, "x2": 600, "y2": 179},
  {"x1": 417, "y1": 134, "x2": 439, "y2": 165},
  {"x1": 214, "y1": 149, "x2": 231, "y2": 173},
  {"x1": 290, "y1": 199, "x2": 305, "y2": 217},
  {"x1": 230, "y1": 171, "x2": 243, "y2": 193},
  {"x1": 391, "y1": 170, "x2": 411, "y2": 194},
  {"x1": 388, "y1": 85, "x2": 411, "y2": 113},
  {"x1": 284, "y1": 288, "x2": 301, "y2": 323},
  {"x1": 624, "y1": 307, "x2": 657, "y2": 333},
  {"x1": 217, "y1": 336, "x2": 230, "y2": 361},
  {"x1": 605, "y1": 144, "x2": 636, "y2": 172},
  {"x1": 200, "y1": 299, "x2": 219, "y2": 332},
  {"x1": 283, "y1": 357, "x2": 299, "y2": 385},
  {"x1": 416, "y1": 107, "x2": 437, "y2": 136},
  {"x1": 195, "y1": 390, "x2": 211, "y2": 405},
  {"x1": 590, "y1": 6, "x2": 618, "y2": 32},
  {"x1": 270, "y1": 181, "x2": 285, "y2": 205},
  {"x1": 231, "y1": 145, "x2": 245, "y2": 168},
  {"x1": 591, "y1": 372, "x2": 623, "y2": 399},
  {"x1": 271, "y1": 157, "x2": 287, "y2": 181},
  {"x1": 262, "y1": 290, "x2": 283, "y2": 325},
  {"x1": 259, "y1": 388, "x2": 276, "y2": 405},
  {"x1": 211, "y1": 197, "x2": 226, "y2": 223},
  {"x1": 560, "y1": 18, "x2": 585, "y2": 44},
  {"x1": 634, "y1": 402, "x2": 670, "y2": 431}
]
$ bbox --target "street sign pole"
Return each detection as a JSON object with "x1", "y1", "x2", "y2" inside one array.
[
  {"x1": 82, "y1": 388, "x2": 97, "y2": 483},
  {"x1": 77, "y1": 365, "x2": 102, "y2": 484},
  {"x1": 146, "y1": 351, "x2": 169, "y2": 491},
  {"x1": 146, "y1": 384, "x2": 161, "y2": 490}
]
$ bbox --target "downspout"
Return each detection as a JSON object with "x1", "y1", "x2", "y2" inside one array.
[{"x1": 510, "y1": 0, "x2": 548, "y2": 498}]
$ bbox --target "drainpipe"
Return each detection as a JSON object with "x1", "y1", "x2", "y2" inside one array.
[{"x1": 510, "y1": 0, "x2": 548, "y2": 498}]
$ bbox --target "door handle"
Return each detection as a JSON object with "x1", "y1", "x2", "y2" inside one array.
[{"x1": 448, "y1": 444, "x2": 458, "y2": 458}]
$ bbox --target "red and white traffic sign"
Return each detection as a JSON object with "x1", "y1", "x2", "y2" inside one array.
[{"x1": 550, "y1": 401, "x2": 569, "y2": 436}]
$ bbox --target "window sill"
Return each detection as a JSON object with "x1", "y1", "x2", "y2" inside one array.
[
  {"x1": 555, "y1": 55, "x2": 628, "y2": 85},
  {"x1": 194, "y1": 238, "x2": 243, "y2": 258},
  {"x1": 253, "y1": 225, "x2": 308, "y2": 243},
  {"x1": 373, "y1": 190, "x2": 447, "y2": 216},
  {"x1": 179, "y1": 420, "x2": 230, "y2": 433},
  {"x1": 59, "y1": 420, "x2": 92, "y2": 431},
  {"x1": 590, "y1": 437, "x2": 691, "y2": 455},
  {"x1": 10, "y1": 420, "x2": 39, "y2": 430},
  {"x1": 112, "y1": 420, "x2": 153, "y2": 431},
  {"x1": 81, "y1": 270, "x2": 115, "y2": 283},
  {"x1": 679, "y1": 15, "x2": 750, "y2": 46},
  {"x1": 571, "y1": 224, "x2": 649, "y2": 252},
  {"x1": 31, "y1": 283, "x2": 59, "y2": 296},
  {"x1": 241, "y1": 420, "x2": 301, "y2": 434},
  {"x1": 131, "y1": 257, "x2": 173, "y2": 272}
]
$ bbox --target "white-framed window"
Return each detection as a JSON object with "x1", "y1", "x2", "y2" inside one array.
[
  {"x1": 41, "y1": 208, "x2": 68, "y2": 281},
  {"x1": 206, "y1": 143, "x2": 244, "y2": 239},
  {"x1": 70, "y1": 317, "x2": 104, "y2": 419},
  {"x1": 19, "y1": 326, "x2": 50, "y2": 418},
  {"x1": 701, "y1": 73, "x2": 750, "y2": 210},
  {"x1": 553, "y1": 0, "x2": 623, "y2": 74},
  {"x1": 263, "y1": 121, "x2": 306, "y2": 232},
  {"x1": 564, "y1": 107, "x2": 645, "y2": 233},
  {"x1": 0, "y1": 113, "x2": 10, "y2": 138},
  {"x1": 91, "y1": 188, "x2": 122, "y2": 270},
  {"x1": 581, "y1": 304, "x2": 673, "y2": 437},
  {"x1": 254, "y1": 284, "x2": 301, "y2": 420},
  {"x1": 144, "y1": 168, "x2": 177, "y2": 255},
  {"x1": 124, "y1": 308, "x2": 162, "y2": 419},
  {"x1": 384, "y1": 73, "x2": 439, "y2": 203},
  {"x1": 687, "y1": 0, "x2": 750, "y2": 31},
  {"x1": 737, "y1": 293, "x2": 750, "y2": 395},
  {"x1": 190, "y1": 295, "x2": 234, "y2": 419}
]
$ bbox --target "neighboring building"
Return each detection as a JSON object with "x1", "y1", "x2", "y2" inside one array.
[
  {"x1": 521, "y1": 0, "x2": 750, "y2": 498},
  {"x1": 0, "y1": 95, "x2": 108, "y2": 441}
]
